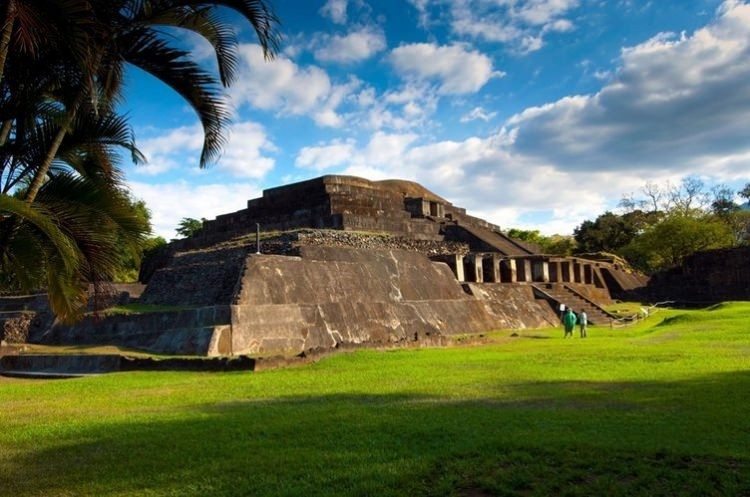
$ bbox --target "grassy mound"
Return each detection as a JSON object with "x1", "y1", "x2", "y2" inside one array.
[{"x1": 1, "y1": 303, "x2": 749, "y2": 496}]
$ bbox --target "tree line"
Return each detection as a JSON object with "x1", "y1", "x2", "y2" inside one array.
[{"x1": 509, "y1": 178, "x2": 749, "y2": 274}]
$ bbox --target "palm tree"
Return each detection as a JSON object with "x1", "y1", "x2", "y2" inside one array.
[
  {"x1": 0, "y1": 0, "x2": 280, "y2": 320},
  {"x1": 9, "y1": 0, "x2": 280, "y2": 202},
  {"x1": 0, "y1": 106, "x2": 151, "y2": 322}
]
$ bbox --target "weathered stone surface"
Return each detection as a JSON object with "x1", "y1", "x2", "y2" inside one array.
[
  {"x1": 464, "y1": 284, "x2": 559, "y2": 329},
  {"x1": 228, "y1": 248, "x2": 501, "y2": 356},
  {"x1": 42, "y1": 306, "x2": 232, "y2": 356},
  {"x1": 141, "y1": 247, "x2": 249, "y2": 306}
]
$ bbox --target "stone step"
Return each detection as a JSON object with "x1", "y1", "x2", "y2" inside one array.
[
  {"x1": 0, "y1": 354, "x2": 256, "y2": 378},
  {"x1": 0, "y1": 354, "x2": 122, "y2": 376},
  {"x1": 532, "y1": 284, "x2": 613, "y2": 325}
]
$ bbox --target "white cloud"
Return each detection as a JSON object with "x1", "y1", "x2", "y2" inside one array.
[
  {"x1": 231, "y1": 45, "x2": 331, "y2": 114},
  {"x1": 505, "y1": 0, "x2": 750, "y2": 173},
  {"x1": 313, "y1": 26, "x2": 387, "y2": 64},
  {"x1": 460, "y1": 106, "x2": 498, "y2": 122},
  {"x1": 215, "y1": 122, "x2": 276, "y2": 178},
  {"x1": 320, "y1": 0, "x2": 348, "y2": 24},
  {"x1": 296, "y1": 139, "x2": 356, "y2": 170},
  {"x1": 133, "y1": 121, "x2": 275, "y2": 179},
  {"x1": 514, "y1": 0, "x2": 579, "y2": 26},
  {"x1": 388, "y1": 43, "x2": 503, "y2": 94},
  {"x1": 294, "y1": 132, "x2": 418, "y2": 171},
  {"x1": 415, "y1": 0, "x2": 579, "y2": 53},
  {"x1": 128, "y1": 181, "x2": 262, "y2": 239},
  {"x1": 231, "y1": 44, "x2": 360, "y2": 127},
  {"x1": 136, "y1": 126, "x2": 204, "y2": 176}
]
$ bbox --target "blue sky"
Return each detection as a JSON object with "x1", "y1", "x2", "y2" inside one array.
[{"x1": 121, "y1": 0, "x2": 750, "y2": 238}]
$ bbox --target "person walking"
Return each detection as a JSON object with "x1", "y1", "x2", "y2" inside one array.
[
  {"x1": 579, "y1": 310, "x2": 588, "y2": 338},
  {"x1": 563, "y1": 308, "x2": 577, "y2": 338}
]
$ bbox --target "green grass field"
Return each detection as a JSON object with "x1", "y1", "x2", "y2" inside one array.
[{"x1": 1, "y1": 303, "x2": 749, "y2": 497}]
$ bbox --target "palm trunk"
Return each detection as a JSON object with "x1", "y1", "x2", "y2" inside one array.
[
  {"x1": 24, "y1": 93, "x2": 83, "y2": 203},
  {"x1": 0, "y1": 0, "x2": 16, "y2": 84},
  {"x1": 0, "y1": 118, "x2": 11, "y2": 145}
]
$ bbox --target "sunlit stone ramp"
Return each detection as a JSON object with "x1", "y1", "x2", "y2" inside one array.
[
  {"x1": 44, "y1": 246, "x2": 558, "y2": 357},
  {"x1": 227, "y1": 246, "x2": 505, "y2": 356}
]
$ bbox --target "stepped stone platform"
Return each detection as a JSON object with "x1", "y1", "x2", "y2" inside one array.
[{"x1": 8, "y1": 175, "x2": 648, "y2": 360}]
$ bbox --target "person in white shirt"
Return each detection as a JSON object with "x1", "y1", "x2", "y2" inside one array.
[{"x1": 579, "y1": 311, "x2": 588, "y2": 338}]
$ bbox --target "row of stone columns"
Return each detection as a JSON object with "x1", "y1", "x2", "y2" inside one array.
[{"x1": 434, "y1": 254, "x2": 598, "y2": 285}]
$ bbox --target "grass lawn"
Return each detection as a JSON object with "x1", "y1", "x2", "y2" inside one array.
[{"x1": 1, "y1": 302, "x2": 749, "y2": 496}]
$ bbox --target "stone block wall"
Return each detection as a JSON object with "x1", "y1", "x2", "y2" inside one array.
[
  {"x1": 640, "y1": 247, "x2": 750, "y2": 302},
  {"x1": 464, "y1": 283, "x2": 559, "y2": 329},
  {"x1": 141, "y1": 246, "x2": 249, "y2": 306},
  {"x1": 40, "y1": 306, "x2": 233, "y2": 356},
  {"x1": 228, "y1": 247, "x2": 505, "y2": 356}
]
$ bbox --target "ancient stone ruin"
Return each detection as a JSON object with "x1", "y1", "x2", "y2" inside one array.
[
  {"x1": 10, "y1": 175, "x2": 647, "y2": 358},
  {"x1": 636, "y1": 246, "x2": 750, "y2": 303}
]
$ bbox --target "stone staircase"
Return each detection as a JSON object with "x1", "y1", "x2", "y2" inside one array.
[{"x1": 532, "y1": 284, "x2": 616, "y2": 325}]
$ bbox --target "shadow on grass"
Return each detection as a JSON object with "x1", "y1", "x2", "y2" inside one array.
[{"x1": 2, "y1": 372, "x2": 750, "y2": 497}]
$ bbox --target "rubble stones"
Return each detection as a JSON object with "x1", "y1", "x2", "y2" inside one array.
[{"x1": 1, "y1": 312, "x2": 32, "y2": 343}]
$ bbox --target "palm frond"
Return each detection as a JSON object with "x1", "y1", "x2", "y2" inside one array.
[
  {"x1": 172, "y1": 0, "x2": 280, "y2": 60},
  {"x1": 119, "y1": 29, "x2": 230, "y2": 166}
]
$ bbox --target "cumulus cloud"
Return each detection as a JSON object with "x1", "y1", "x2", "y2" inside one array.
[
  {"x1": 313, "y1": 26, "x2": 387, "y2": 64},
  {"x1": 133, "y1": 121, "x2": 275, "y2": 179},
  {"x1": 128, "y1": 181, "x2": 263, "y2": 239},
  {"x1": 231, "y1": 44, "x2": 332, "y2": 114},
  {"x1": 296, "y1": 139, "x2": 356, "y2": 170},
  {"x1": 388, "y1": 43, "x2": 503, "y2": 94},
  {"x1": 505, "y1": 0, "x2": 750, "y2": 174},
  {"x1": 295, "y1": 132, "x2": 419, "y2": 171},
  {"x1": 231, "y1": 44, "x2": 362, "y2": 127},
  {"x1": 215, "y1": 122, "x2": 277, "y2": 178}
]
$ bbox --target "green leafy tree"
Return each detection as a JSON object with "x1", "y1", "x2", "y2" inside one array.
[
  {"x1": 113, "y1": 198, "x2": 167, "y2": 282},
  {"x1": 507, "y1": 229, "x2": 576, "y2": 255},
  {"x1": 621, "y1": 215, "x2": 734, "y2": 272},
  {"x1": 543, "y1": 235, "x2": 577, "y2": 256},
  {"x1": 175, "y1": 217, "x2": 205, "y2": 238},
  {"x1": 574, "y1": 212, "x2": 636, "y2": 253},
  {"x1": 0, "y1": 1, "x2": 280, "y2": 203},
  {"x1": 739, "y1": 183, "x2": 750, "y2": 202}
]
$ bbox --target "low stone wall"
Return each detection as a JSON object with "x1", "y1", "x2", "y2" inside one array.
[{"x1": 38, "y1": 306, "x2": 232, "y2": 356}]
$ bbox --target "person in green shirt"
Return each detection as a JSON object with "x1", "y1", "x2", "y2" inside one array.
[{"x1": 563, "y1": 308, "x2": 577, "y2": 338}]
